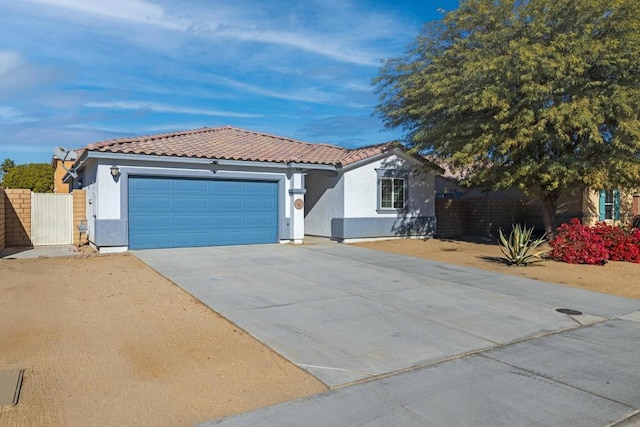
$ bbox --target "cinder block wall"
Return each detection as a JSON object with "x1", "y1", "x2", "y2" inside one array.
[
  {"x1": 435, "y1": 199, "x2": 466, "y2": 238},
  {"x1": 465, "y1": 197, "x2": 526, "y2": 236},
  {"x1": 436, "y1": 197, "x2": 526, "y2": 238},
  {"x1": 5, "y1": 189, "x2": 32, "y2": 247},
  {"x1": 72, "y1": 190, "x2": 86, "y2": 245},
  {"x1": 0, "y1": 189, "x2": 5, "y2": 252}
]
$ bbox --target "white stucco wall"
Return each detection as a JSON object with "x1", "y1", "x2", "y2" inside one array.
[
  {"x1": 80, "y1": 156, "x2": 301, "y2": 248},
  {"x1": 96, "y1": 162, "x2": 123, "y2": 219},
  {"x1": 79, "y1": 160, "x2": 98, "y2": 242},
  {"x1": 343, "y1": 154, "x2": 436, "y2": 218},
  {"x1": 304, "y1": 171, "x2": 344, "y2": 236},
  {"x1": 304, "y1": 153, "x2": 438, "y2": 239}
]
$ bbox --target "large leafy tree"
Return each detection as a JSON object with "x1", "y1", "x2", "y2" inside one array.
[
  {"x1": 2, "y1": 163, "x2": 54, "y2": 193},
  {"x1": 375, "y1": 0, "x2": 640, "y2": 237}
]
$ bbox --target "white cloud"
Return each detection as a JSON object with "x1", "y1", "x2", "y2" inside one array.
[
  {"x1": 0, "y1": 50, "x2": 66, "y2": 96},
  {"x1": 209, "y1": 75, "x2": 335, "y2": 104},
  {"x1": 85, "y1": 101, "x2": 263, "y2": 118},
  {"x1": 0, "y1": 51, "x2": 22, "y2": 77},
  {"x1": 0, "y1": 106, "x2": 37, "y2": 124},
  {"x1": 215, "y1": 27, "x2": 380, "y2": 67},
  {"x1": 24, "y1": 0, "x2": 186, "y2": 30},
  {"x1": 18, "y1": 0, "x2": 396, "y2": 66},
  {"x1": 344, "y1": 81, "x2": 374, "y2": 92}
]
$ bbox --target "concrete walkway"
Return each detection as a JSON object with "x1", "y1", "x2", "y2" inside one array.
[
  {"x1": 0, "y1": 245, "x2": 79, "y2": 259},
  {"x1": 133, "y1": 242, "x2": 640, "y2": 426}
]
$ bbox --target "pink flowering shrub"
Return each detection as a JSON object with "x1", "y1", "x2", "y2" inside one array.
[{"x1": 549, "y1": 218, "x2": 640, "y2": 264}]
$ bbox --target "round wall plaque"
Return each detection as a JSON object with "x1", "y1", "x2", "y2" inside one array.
[{"x1": 294, "y1": 198, "x2": 304, "y2": 210}]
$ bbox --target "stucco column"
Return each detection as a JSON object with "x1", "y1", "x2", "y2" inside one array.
[{"x1": 289, "y1": 171, "x2": 306, "y2": 243}]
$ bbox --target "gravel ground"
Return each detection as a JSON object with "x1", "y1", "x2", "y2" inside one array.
[{"x1": 0, "y1": 253, "x2": 326, "y2": 427}]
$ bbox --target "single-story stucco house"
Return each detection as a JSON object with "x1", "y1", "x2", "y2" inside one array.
[{"x1": 59, "y1": 126, "x2": 443, "y2": 252}]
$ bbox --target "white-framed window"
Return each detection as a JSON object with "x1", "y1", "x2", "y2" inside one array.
[
  {"x1": 377, "y1": 169, "x2": 408, "y2": 211},
  {"x1": 381, "y1": 177, "x2": 405, "y2": 209}
]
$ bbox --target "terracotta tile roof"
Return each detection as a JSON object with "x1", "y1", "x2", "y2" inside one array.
[
  {"x1": 82, "y1": 126, "x2": 401, "y2": 167},
  {"x1": 425, "y1": 155, "x2": 467, "y2": 180}
]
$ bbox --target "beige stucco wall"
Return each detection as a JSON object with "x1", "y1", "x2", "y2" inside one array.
[
  {"x1": 53, "y1": 159, "x2": 74, "y2": 193},
  {"x1": 582, "y1": 188, "x2": 636, "y2": 226},
  {"x1": 524, "y1": 187, "x2": 585, "y2": 231},
  {"x1": 525, "y1": 186, "x2": 637, "y2": 228}
]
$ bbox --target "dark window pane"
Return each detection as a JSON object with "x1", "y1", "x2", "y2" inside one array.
[
  {"x1": 381, "y1": 179, "x2": 393, "y2": 208},
  {"x1": 393, "y1": 178, "x2": 405, "y2": 208}
]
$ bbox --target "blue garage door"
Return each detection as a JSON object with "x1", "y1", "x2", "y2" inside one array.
[{"x1": 128, "y1": 177, "x2": 278, "y2": 249}]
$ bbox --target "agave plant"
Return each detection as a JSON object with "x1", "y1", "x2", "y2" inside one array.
[{"x1": 498, "y1": 224, "x2": 548, "y2": 266}]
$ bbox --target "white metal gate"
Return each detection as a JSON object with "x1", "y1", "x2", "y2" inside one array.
[{"x1": 31, "y1": 193, "x2": 73, "y2": 245}]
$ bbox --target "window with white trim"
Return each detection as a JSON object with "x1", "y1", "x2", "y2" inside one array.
[
  {"x1": 377, "y1": 169, "x2": 408, "y2": 211},
  {"x1": 380, "y1": 177, "x2": 405, "y2": 209}
]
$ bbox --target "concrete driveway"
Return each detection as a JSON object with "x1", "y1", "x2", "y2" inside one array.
[{"x1": 134, "y1": 241, "x2": 640, "y2": 426}]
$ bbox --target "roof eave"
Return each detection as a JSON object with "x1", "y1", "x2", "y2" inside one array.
[
  {"x1": 75, "y1": 151, "x2": 339, "y2": 171},
  {"x1": 339, "y1": 147, "x2": 445, "y2": 173}
]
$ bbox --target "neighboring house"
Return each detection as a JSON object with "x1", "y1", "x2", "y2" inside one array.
[
  {"x1": 429, "y1": 157, "x2": 639, "y2": 236},
  {"x1": 57, "y1": 126, "x2": 442, "y2": 252},
  {"x1": 525, "y1": 187, "x2": 639, "y2": 229},
  {"x1": 52, "y1": 157, "x2": 75, "y2": 193}
]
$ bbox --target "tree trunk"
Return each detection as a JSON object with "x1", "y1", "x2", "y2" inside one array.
[{"x1": 542, "y1": 195, "x2": 558, "y2": 240}]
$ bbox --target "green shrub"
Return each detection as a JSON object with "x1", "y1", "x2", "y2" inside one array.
[
  {"x1": 498, "y1": 224, "x2": 547, "y2": 266},
  {"x1": 2, "y1": 163, "x2": 54, "y2": 192}
]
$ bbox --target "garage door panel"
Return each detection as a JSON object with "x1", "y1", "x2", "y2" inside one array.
[
  {"x1": 244, "y1": 199, "x2": 277, "y2": 209},
  {"x1": 131, "y1": 232, "x2": 173, "y2": 247},
  {"x1": 212, "y1": 231, "x2": 244, "y2": 245},
  {"x1": 243, "y1": 230, "x2": 275, "y2": 241},
  {"x1": 132, "y1": 179, "x2": 171, "y2": 191},
  {"x1": 174, "y1": 197, "x2": 207, "y2": 209},
  {"x1": 130, "y1": 214, "x2": 172, "y2": 227},
  {"x1": 244, "y1": 181, "x2": 276, "y2": 192},
  {"x1": 174, "y1": 232, "x2": 211, "y2": 245},
  {"x1": 174, "y1": 214, "x2": 209, "y2": 227},
  {"x1": 131, "y1": 196, "x2": 172, "y2": 209},
  {"x1": 244, "y1": 214, "x2": 275, "y2": 226},
  {"x1": 211, "y1": 181, "x2": 243, "y2": 192},
  {"x1": 174, "y1": 180, "x2": 209, "y2": 192},
  {"x1": 210, "y1": 215, "x2": 243, "y2": 227},
  {"x1": 129, "y1": 177, "x2": 278, "y2": 249},
  {"x1": 134, "y1": 179, "x2": 171, "y2": 192}
]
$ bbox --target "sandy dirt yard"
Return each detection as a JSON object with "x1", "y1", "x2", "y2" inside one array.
[
  {"x1": 354, "y1": 238, "x2": 640, "y2": 300},
  {"x1": 0, "y1": 253, "x2": 326, "y2": 427}
]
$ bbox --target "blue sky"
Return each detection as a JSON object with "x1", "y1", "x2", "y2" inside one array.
[{"x1": 0, "y1": 0, "x2": 458, "y2": 165}]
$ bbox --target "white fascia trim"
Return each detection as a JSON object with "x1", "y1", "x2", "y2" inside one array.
[
  {"x1": 287, "y1": 162, "x2": 337, "y2": 171},
  {"x1": 340, "y1": 149, "x2": 440, "y2": 173},
  {"x1": 81, "y1": 152, "x2": 338, "y2": 171}
]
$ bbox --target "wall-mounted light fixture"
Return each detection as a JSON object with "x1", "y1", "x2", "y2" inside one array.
[{"x1": 110, "y1": 165, "x2": 120, "y2": 178}]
